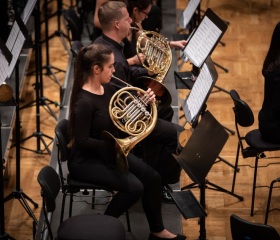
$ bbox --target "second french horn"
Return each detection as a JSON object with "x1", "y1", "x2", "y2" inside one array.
[{"x1": 130, "y1": 27, "x2": 172, "y2": 106}]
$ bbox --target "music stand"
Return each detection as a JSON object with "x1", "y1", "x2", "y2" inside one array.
[
  {"x1": 173, "y1": 0, "x2": 201, "y2": 42},
  {"x1": 175, "y1": 8, "x2": 230, "y2": 96},
  {"x1": 179, "y1": 56, "x2": 217, "y2": 127},
  {"x1": 171, "y1": 111, "x2": 241, "y2": 240},
  {"x1": 0, "y1": 38, "x2": 16, "y2": 240},
  {"x1": 16, "y1": 0, "x2": 54, "y2": 155},
  {"x1": 2, "y1": 15, "x2": 39, "y2": 235}
]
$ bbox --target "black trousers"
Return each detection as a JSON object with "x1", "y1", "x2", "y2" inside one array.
[
  {"x1": 139, "y1": 114, "x2": 185, "y2": 184},
  {"x1": 69, "y1": 153, "x2": 165, "y2": 233}
]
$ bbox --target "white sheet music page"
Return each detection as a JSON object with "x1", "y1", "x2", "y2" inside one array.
[
  {"x1": 0, "y1": 51, "x2": 9, "y2": 85},
  {"x1": 7, "y1": 31, "x2": 26, "y2": 78},
  {"x1": 6, "y1": 22, "x2": 20, "y2": 51},
  {"x1": 186, "y1": 63, "x2": 212, "y2": 122},
  {"x1": 180, "y1": 0, "x2": 201, "y2": 29},
  {"x1": 21, "y1": 0, "x2": 37, "y2": 24},
  {"x1": 184, "y1": 16, "x2": 222, "y2": 67}
]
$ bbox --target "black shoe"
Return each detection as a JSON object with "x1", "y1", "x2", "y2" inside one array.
[
  {"x1": 161, "y1": 185, "x2": 174, "y2": 204},
  {"x1": 148, "y1": 233, "x2": 186, "y2": 240}
]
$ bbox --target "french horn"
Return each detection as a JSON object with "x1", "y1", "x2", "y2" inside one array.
[
  {"x1": 101, "y1": 75, "x2": 158, "y2": 170},
  {"x1": 131, "y1": 27, "x2": 172, "y2": 84},
  {"x1": 130, "y1": 27, "x2": 172, "y2": 107}
]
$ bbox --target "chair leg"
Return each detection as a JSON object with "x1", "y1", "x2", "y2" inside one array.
[
  {"x1": 250, "y1": 156, "x2": 259, "y2": 216},
  {"x1": 91, "y1": 189, "x2": 96, "y2": 209},
  {"x1": 60, "y1": 192, "x2": 67, "y2": 224},
  {"x1": 69, "y1": 193, "x2": 74, "y2": 218},
  {"x1": 231, "y1": 143, "x2": 240, "y2": 193},
  {"x1": 126, "y1": 210, "x2": 131, "y2": 232},
  {"x1": 265, "y1": 177, "x2": 280, "y2": 224}
]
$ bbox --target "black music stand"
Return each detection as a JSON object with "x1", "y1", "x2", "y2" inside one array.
[
  {"x1": 0, "y1": 39, "x2": 16, "y2": 240},
  {"x1": 17, "y1": 0, "x2": 54, "y2": 155},
  {"x1": 171, "y1": 111, "x2": 241, "y2": 240},
  {"x1": 173, "y1": 0, "x2": 201, "y2": 42},
  {"x1": 0, "y1": 20, "x2": 38, "y2": 235},
  {"x1": 179, "y1": 56, "x2": 239, "y2": 179},
  {"x1": 41, "y1": 0, "x2": 66, "y2": 88},
  {"x1": 175, "y1": 8, "x2": 230, "y2": 96}
]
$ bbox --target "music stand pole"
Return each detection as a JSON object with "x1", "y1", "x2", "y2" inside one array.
[
  {"x1": 198, "y1": 182, "x2": 206, "y2": 240},
  {"x1": 4, "y1": 60, "x2": 39, "y2": 231},
  {"x1": 18, "y1": 0, "x2": 54, "y2": 155},
  {"x1": 0, "y1": 121, "x2": 15, "y2": 240},
  {"x1": 42, "y1": 0, "x2": 65, "y2": 88}
]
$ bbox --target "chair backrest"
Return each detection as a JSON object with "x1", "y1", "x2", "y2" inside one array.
[
  {"x1": 37, "y1": 166, "x2": 61, "y2": 213},
  {"x1": 71, "y1": 41, "x2": 84, "y2": 59},
  {"x1": 55, "y1": 119, "x2": 71, "y2": 188},
  {"x1": 55, "y1": 119, "x2": 71, "y2": 163},
  {"x1": 230, "y1": 90, "x2": 254, "y2": 127},
  {"x1": 230, "y1": 214, "x2": 280, "y2": 240},
  {"x1": 63, "y1": 8, "x2": 82, "y2": 41}
]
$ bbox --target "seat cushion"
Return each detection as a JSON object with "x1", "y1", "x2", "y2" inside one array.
[
  {"x1": 57, "y1": 214, "x2": 125, "y2": 240},
  {"x1": 245, "y1": 129, "x2": 280, "y2": 151}
]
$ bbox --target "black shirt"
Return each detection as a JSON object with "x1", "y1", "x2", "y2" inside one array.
[
  {"x1": 71, "y1": 83, "x2": 118, "y2": 165},
  {"x1": 94, "y1": 34, "x2": 148, "y2": 89},
  {"x1": 258, "y1": 66, "x2": 280, "y2": 143}
]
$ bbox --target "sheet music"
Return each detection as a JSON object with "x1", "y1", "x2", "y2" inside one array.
[
  {"x1": 186, "y1": 63, "x2": 213, "y2": 122},
  {"x1": 7, "y1": 31, "x2": 26, "y2": 78},
  {"x1": 21, "y1": 0, "x2": 37, "y2": 24},
  {"x1": 6, "y1": 22, "x2": 20, "y2": 51},
  {"x1": 0, "y1": 51, "x2": 9, "y2": 85},
  {"x1": 179, "y1": 0, "x2": 201, "y2": 29},
  {"x1": 180, "y1": 29, "x2": 195, "y2": 62},
  {"x1": 184, "y1": 16, "x2": 222, "y2": 67}
]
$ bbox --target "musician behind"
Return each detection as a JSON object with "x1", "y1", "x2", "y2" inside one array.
[{"x1": 68, "y1": 43, "x2": 186, "y2": 240}]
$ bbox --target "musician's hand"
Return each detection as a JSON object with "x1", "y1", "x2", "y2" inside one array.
[
  {"x1": 169, "y1": 40, "x2": 187, "y2": 50},
  {"x1": 127, "y1": 53, "x2": 145, "y2": 66},
  {"x1": 137, "y1": 53, "x2": 145, "y2": 63},
  {"x1": 145, "y1": 88, "x2": 156, "y2": 103}
]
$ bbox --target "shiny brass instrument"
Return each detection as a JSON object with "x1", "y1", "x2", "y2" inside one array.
[
  {"x1": 102, "y1": 75, "x2": 158, "y2": 170},
  {"x1": 130, "y1": 27, "x2": 172, "y2": 106},
  {"x1": 0, "y1": 82, "x2": 13, "y2": 102},
  {"x1": 132, "y1": 27, "x2": 172, "y2": 84}
]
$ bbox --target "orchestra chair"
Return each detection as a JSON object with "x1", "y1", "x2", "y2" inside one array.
[
  {"x1": 230, "y1": 214, "x2": 280, "y2": 240},
  {"x1": 265, "y1": 177, "x2": 280, "y2": 224},
  {"x1": 229, "y1": 89, "x2": 280, "y2": 216},
  {"x1": 62, "y1": 7, "x2": 83, "y2": 54},
  {"x1": 37, "y1": 165, "x2": 126, "y2": 240},
  {"x1": 70, "y1": 40, "x2": 84, "y2": 59},
  {"x1": 54, "y1": 119, "x2": 131, "y2": 231}
]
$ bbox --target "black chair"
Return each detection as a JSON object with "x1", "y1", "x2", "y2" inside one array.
[
  {"x1": 37, "y1": 165, "x2": 126, "y2": 240},
  {"x1": 70, "y1": 40, "x2": 84, "y2": 59},
  {"x1": 265, "y1": 177, "x2": 280, "y2": 224},
  {"x1": 230, "y1": 214, "x2": 280, "y2": 240},
  {"x1": 62, "y1": 7, "x2": 83, "y2": 54},
  {"x1": 229, "y1": 90, "x2": 280, "y2": 216},
  {"x1": 54, "y1": 119, "x2": 131, "y2": 231}
]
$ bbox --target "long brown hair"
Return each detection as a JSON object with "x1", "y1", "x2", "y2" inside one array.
[{"x1": 69, "y1": 44, "x2": 113, "y2": 146}]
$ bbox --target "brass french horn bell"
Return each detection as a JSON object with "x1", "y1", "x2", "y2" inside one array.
[
  {"x1": 0, "y1": 82, "x2": 13, "y2": 102},
  {"x1": 132, "y1": 75, "x2": 172, "y2": 107}
]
